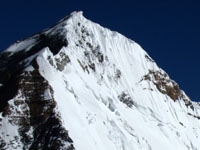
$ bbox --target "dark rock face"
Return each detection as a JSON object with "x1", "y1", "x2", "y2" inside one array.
[
  {"x1": 143, "y1": 70, "x2": 182, "y2": 101},
  {"x1": 118, "y1": 92, "x2": 134, "y2": 108},
  {"x1": 142, "y1": 70, "x2": 194, "y2": 109},
  {"x1": 187, "y1": 113, "x2": 200, "y2": 120},
  {"x1": 0, "y1": 26, "x2": 68, "y2": 112},
  {"x1": 0, "y1": 23, "x2": 69, "y2": 150},
  {"x1": 0, "y1": 51, "x2": 26, "y2": 112},
  {"x1": 0, "y1": 64, "x2": 74, "y2": 150},
  {"x1": 0, "y1": 139, "x2": 6, "y2": 150},
  {"x1": 55, "y1": 51, "x2": 71, "y2": 71},
  {"x1": 33, "y1": 32, "x2": 68, "y2": 56},
  {"x1": 145, "y1": 54, "x2": 154, "y2": 63}
]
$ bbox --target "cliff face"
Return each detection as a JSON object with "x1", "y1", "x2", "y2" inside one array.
[
  {"x1": 0, "y1": 11, "x2": 200, "y2": 150},
  {"x1": 0, "y1": 59, "x2": 74, "y2": 150}
]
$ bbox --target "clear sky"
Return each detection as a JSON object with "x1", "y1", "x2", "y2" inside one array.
[{"x1": 0, "y1": 0, "x2": 200, "y2": 101}]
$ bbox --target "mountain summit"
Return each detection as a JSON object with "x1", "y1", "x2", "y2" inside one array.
[{"x1": 0, "y1": 11, "x2": 200, "y2": 150}]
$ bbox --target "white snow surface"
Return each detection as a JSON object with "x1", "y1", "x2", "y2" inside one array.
[{"x1": 1, "y1": 11, "x2": 200, "y2": 150}]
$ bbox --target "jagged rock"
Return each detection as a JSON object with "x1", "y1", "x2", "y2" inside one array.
[
  {"x1": 55, "y1": 52, "x2": 71, "y2": 71},
  {"x1": 115, "y1": 69, "x2": 121, "y2": 79},
  {"x1": 188, "y1": 113, "x2": 200, "y2": 120},
  {"x1": 0, "y1": 66, "x2": 75, "y2": 150},
  {"x1": 118, "y1": 92, "x2": 134, "y2": 108},
  {"x1": 143, "y1": 70, "x2": 182, "y2": 101}
]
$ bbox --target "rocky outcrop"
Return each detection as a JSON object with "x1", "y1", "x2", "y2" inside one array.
[
  {"x1": 141, "y1": 70, "x2": 195, "y2": 110},
  {"x1": 118, "y1": 92, "x2": 134, "y2": 108},
  {"x1": 0, "y1": 61, "x2": 74, "y2": 150},
  {"x1": 142, "y1": 70, "x2": 182, "y2": 101}
]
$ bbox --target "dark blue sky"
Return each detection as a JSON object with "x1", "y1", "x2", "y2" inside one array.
[{"x1": 0, "y1": 0, "x2": 200, "y2": 101}]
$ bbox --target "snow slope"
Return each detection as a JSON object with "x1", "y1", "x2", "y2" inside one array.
[{"x1": 0, "y1": 11, "x2": 200, "y2": 150}]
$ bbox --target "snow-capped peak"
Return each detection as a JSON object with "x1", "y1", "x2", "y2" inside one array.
[
  {"x1": 62, "y1": 11, "x2": 83, "y2": 22},
  {"x1": 57, "y1": 11, "x2": 83, "y2": 23},
  {"x1": 0, "y1": 11, "x2": 200, "y2": 150},
  {"x1": 2, "y1": 11, "x2": 83, "y2": 55}
]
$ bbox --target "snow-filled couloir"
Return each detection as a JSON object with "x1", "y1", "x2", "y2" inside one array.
[{"x1": 0, "y1": 11, "x2": 200, "y2": 150}]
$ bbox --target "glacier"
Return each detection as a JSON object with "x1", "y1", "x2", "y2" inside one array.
[{"x1": 0, "y1": 11, "x2": 200, "y2": 150}]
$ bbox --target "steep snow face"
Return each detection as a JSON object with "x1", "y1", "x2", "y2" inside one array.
[{"x1": 0, "y1": 11, "x2": 200, "y2": 150}]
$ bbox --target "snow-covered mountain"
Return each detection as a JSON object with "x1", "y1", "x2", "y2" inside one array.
[{"x1": 0, "y1": 11, "x2": 200, "y2": 150}]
